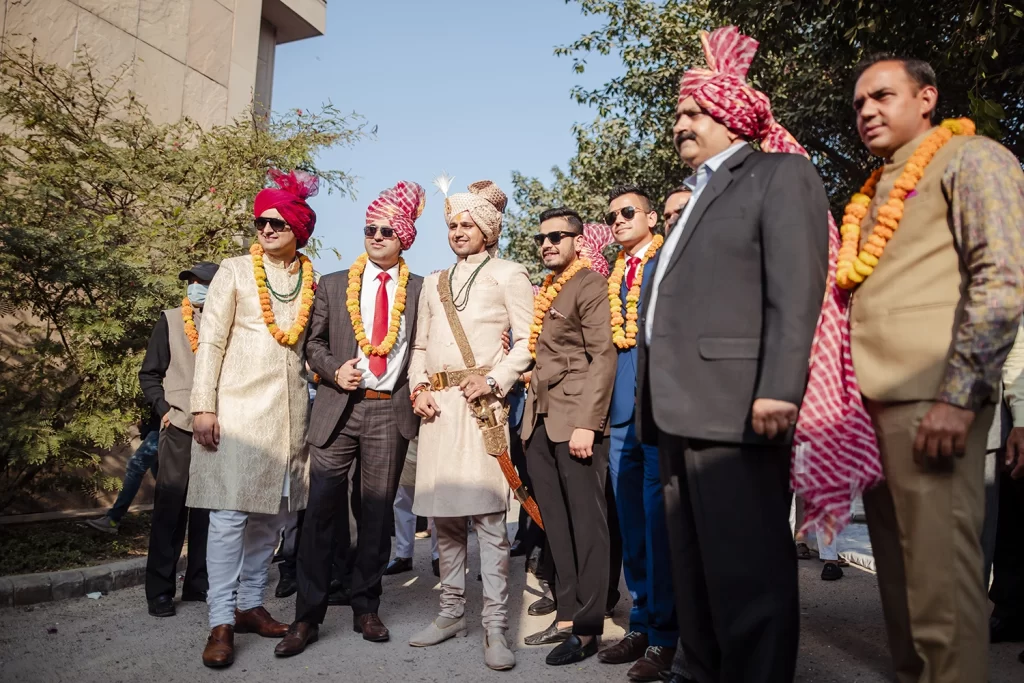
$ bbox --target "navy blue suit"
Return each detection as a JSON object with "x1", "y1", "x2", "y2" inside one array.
[{"x1": 608, "y1": 249, "x2": 678, "y2": 646}]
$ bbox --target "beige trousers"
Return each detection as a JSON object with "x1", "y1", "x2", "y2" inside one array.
[
  {"x1": 863, "y1": 400, "x2": 992, "y2": 683},
  {"x1": 434, "y1": 513, "x2": 510, "y2": 630}
]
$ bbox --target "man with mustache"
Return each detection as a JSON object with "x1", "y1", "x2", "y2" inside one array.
[
  {"x1": 847, "y1": 55, "x2": 1024, "y2": 683},
  {"x1": 597, "y1": 186, "x2": 678, "y2": 681},
  {"x1": 407, "y1": 180, "x2": 535, "y2": 671},
  {"x1": 639, "y1": 27, "x2": 829, "y2": 682}
]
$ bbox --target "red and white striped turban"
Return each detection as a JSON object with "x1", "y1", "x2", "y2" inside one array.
[
  {"x1": 681, "y1": 26, "x2": 882, "y2": 543},
  {"x1": 366, "y1": 181, "x2": 426, "y2": 250},
  {"x1": 576, "y1": 223, "x2": 615, "y2": 277}
]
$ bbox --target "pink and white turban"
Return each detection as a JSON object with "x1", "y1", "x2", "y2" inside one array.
[
  {"x1": 254, "y1": 169, "x2": 319, "y2": 248},
  {"x1": 576, "y1": 223, "x2": 615, "y2": 277},
  {"x1": 680, "y1": 27, "x2": 882, "y2": 542},
  {"x1": 365, "y1": 181, "x2": 426, "y2": 251}
]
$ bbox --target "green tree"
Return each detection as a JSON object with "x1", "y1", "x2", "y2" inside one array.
[
  {"x1": 0, "y1": 48, "x2": 366, "y2": 511},
  {"x1": 501, "y1": 0, "x2": 1024, "y2": 264}
]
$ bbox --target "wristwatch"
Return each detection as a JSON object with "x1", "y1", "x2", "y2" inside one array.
[{"x1": 485, "y1": 376, "x2": 498, "y2": 393}]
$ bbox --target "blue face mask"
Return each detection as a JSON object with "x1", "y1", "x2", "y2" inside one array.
[{"x1": 187, "y1": 283, "x2": 209, "y2": 306}]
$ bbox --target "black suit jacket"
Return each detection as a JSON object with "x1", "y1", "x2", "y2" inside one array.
[
  {"x1": 637, "y1": 145, "x2": 828, "y2": 445},
  {"x1": 305, "y1": 268, "x2": 423, "y2": 447}
]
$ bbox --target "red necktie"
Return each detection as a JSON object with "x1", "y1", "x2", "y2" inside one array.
[
  {"x1": 624, "y1": 256, "x2": 640, "y2": 290},
  {"x1": 369, "y1": 272, "x2": 391, "y2": 377}
]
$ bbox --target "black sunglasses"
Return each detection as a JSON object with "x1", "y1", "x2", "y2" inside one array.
[
  {"x1": 364, "y1": 225, "x2": 397, "y2": 239},
  {"x1": 533, "y1": 230, "x2": 581, "y2": 246},
  {"x1": 253, "y1": 217, "x2": 291, "y2": 233},
  {"x1": 605, "y1": 206, "x2": 642, "y2": 225}
]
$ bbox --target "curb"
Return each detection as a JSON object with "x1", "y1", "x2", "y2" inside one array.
[
  {"x1": 839, "y1": 549, "x2": 876, "y2": 573},
  {"x1": 0, "y1": 555, "x2": 187, "y2": 609}
]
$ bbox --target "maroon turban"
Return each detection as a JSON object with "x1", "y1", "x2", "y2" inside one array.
[{"x1": 253, "y1": 169, "x2": 319, "y2": 248}]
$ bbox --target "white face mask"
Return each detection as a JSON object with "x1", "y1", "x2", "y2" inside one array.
[{"x1": 187, "y1": 283, "x2": 209, "y2": 306}]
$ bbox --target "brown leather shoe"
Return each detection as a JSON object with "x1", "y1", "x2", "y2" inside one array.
[
  {"x1": 234, "y1": 606, "x2": 289, "y2": 638},
  {"x1": 598, "y1": 631, "x2": 649, "y2": 664},
  {"x1": 202, "y1": 625, "x2": 235, "y2": 668},
  {"x1": 354, "y1": 612, "x2": 390, "y2": 642},
  {"x1": 627, "y1": 646, "x2": 676, "y2": 682},
  {"x1": 274, "y1": 622, "x2": 319, "y2": 657}
]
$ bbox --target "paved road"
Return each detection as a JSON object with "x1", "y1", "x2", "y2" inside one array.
[{"x1": 0, "y1": 538, "x2": 1020, "y2": 683}]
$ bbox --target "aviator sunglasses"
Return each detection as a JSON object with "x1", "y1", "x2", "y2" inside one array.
[
  {"x1": 605, "y1": 206, "x2": 646, "y2": 226},
  {"x1": 253, "y1": 217, "x2": 291, "y2": 233},
  {"x1": 533, "y1": 230, "x2": 580, "y2": 246},
  {"x1": 364, "y1": 225, "x2": 397, "y2": 239}
]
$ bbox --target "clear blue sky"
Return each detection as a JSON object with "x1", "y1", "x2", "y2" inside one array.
[{"x1": 271, "y1": 0, "x2": 619, "y2": 276}]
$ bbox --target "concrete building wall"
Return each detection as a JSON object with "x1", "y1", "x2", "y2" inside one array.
[{"x1": 0, "y1": 0, "x2": 326, "y2": 129}]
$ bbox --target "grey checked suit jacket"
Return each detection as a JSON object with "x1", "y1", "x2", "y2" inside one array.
[{"x1": 305, "y1": 269, "x2": 423, "y2": 448}]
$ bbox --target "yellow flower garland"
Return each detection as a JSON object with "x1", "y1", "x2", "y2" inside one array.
[
  {"x1": 251, "y1": 242, "x2": 315, "y2": 346},
  {"x1": 836, "y1": 118, "x2": 975, "y2": 289},
  {"x1": 608, "y1": 235, "x2": 664, "y2": 349},
  {"x1": 346, "y1": 253, "x2": 409, "y2": 358},
  {"x1": 528, "y1": 258, "x2": 591, "y2": 358},
  {"x1": 181, "y1": 297, "x2": 199, "y2": 353}
]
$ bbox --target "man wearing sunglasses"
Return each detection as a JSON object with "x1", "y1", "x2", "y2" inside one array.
[
  {"x1": 522, "y1": 207, "x2": 617, "y2": 667},
  {"x1": 598, "y1": 185, "x2": 678, "y2": 681},
  {"x1": 189, "y1": 170, "x2": 319, "y2": 669},
  {"x1": 275, "y1": 181, "x2": 426, "y2": 656},
  {"x1": 407, "y1": 180, "x2": 534, "y2": 671}
]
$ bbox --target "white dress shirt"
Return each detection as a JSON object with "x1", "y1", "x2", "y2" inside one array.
[
  {"x1": 356, "y1": 259, "x2": 409, "y2": 392},
  {"x1": 645, "y1": 142, "x2": 749, "y2": 343}
]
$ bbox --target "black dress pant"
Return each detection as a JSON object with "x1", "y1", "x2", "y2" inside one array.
[
  {"x1": 991, "y1": 468, "x2": 1024, "y2": 619},
  {"x1": 295, "y1": 397, "x2": 408, "y2": 623},
  {"x1": 526, "y1": 417, "x2": 610, "y2": 636},
  {"x1": 658, "y1": 432, "x2": 798, "y2": 683},
  {"x1": 280, "y1": 466, "x2": 360, "y2": 586},
  {"x1": 145, "y1": 425, "x2": 209, "y2": 600}
]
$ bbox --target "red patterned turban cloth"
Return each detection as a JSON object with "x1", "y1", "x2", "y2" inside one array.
[
  {"x1": 253, "y1": 169, "x2": 319, "y2": 248},
  {"x1": 680, "y1": 26, "x2": 881, "y2": 541},
  {"x1": 365, "y1": 181, "x2": 427, "y2": 250},
  {"x1": 576, "y1": 223, "x2": 615, "y2": 277}
]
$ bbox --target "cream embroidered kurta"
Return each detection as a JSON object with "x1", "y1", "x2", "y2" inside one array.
[
  {"x1": 409, "y1": 253, "x2": 535, "y2": 517},
  {"x1": 186, "y1": 253, "x2": 310, "y2": 515}
]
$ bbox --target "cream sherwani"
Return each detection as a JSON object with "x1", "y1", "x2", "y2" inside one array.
[
  {"x1": 186, "y1": 251, "x2": 311, "y2": 629},
  {"x1": 409, "y1": 253, "x2": 535, "y2": 517},
  {"x1": 187, "y1": 253, "x2": 311, "y2": 514},
  {"x1": 408, "y1": 252, "x2": 534, "y2": 631}
]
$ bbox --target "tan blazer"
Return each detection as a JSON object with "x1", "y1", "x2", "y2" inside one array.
[{"x1": 522, "y1": 267, "x2": 616, "y2": 443}]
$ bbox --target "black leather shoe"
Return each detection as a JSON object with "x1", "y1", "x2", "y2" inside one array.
[
  {"x1": 384, "y1": 557, "x2": 413, "y2": 576},
  {"x1": 148, "y1": 594, "x2": 175, "y2": 617},
  {"x1": 821, "y1": 562, "x2": 844, "y2": 581},
  {"x1": 180, "y1": 589, "x2": 207, "y2": 603},
  {"x1": 327, "y1": 587, "x2": 351, "y2": 606},
  {"x1": 275, "y1": 573, "x2": 297, "y2": 598},
  {"x1": 528, "y1": 596, "x2": 556, "y2": 617},
  {"x1": 510, "y1": 539, "x2": 526, "y2": 557},
  {"x1": 990, "y1": 615, "x2": 1024, "y2": 643},
  {"x1": 524, "y1": 620, "x2": 572, "y2": 646},
  {"x1": 546, "y1": 634, "x2": 599, "y2": 666},
  {"x1": 432, "y1": 558, "x2": 440, "y2": 577}
]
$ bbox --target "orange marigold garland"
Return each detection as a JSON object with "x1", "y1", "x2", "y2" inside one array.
[
  {"x1": 836, "y1": 118, "x2": 975, "y2": 289},
  {"x1": 608, "y1": 235, "x2": 664, "y2": 349},
  {"x1": 251, "y1": 242, "x2": 315, "y2": 346},
  {"x1": 346, "y1": 253, "x2": 409, "y2": 358},
  {"x1": 181, "y1": 297, "x2": 199, "y2": 353},
  {"x1": 528, "y1": 258, "x2": 591, "y2": 358}
]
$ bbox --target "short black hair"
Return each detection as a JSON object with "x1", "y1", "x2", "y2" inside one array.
[
  {"x1": 538, "y1": 207, "x2": 584, "y2": 233},
  {"x1": 663, "y1": 185, "x2": 692, "y2": 205},
  {"x1": 854, "y1": 53, "x2": 940, "y2": 123},
  {"x1": 608, "y1": 184, "x2": 652, "y2": 211}
]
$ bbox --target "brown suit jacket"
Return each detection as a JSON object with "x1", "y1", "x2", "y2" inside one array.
[{"x1": 522, "y1": 267, "x2": 616, "y2": 443}]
